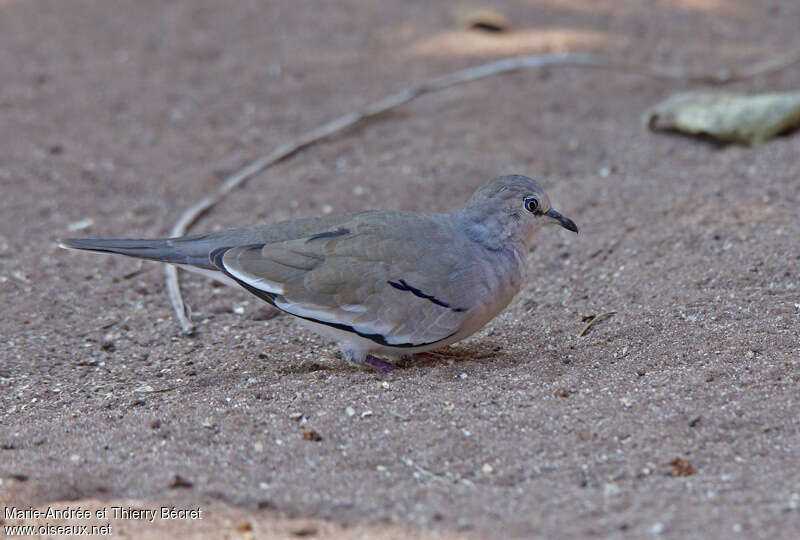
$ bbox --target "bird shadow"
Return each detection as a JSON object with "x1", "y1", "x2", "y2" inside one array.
[
  {"x1": 271, "y1": 344, "x2": 501, "y2": 375},
  {"x1": 395, "y1": 344, "x2": 502, "y2": 370}
]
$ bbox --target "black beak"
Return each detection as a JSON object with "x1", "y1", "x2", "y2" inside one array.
[{"x1": 546, "y1": 208, "x2": 579, "y2": 234}]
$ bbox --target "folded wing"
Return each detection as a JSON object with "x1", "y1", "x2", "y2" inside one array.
[{"x1": 212, "y1": 214, "x2": 474, "y2": 348}]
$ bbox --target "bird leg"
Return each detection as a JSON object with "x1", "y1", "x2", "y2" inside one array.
[{"x1": 344, "y1": 350, "x2": 397, "y2": 372}]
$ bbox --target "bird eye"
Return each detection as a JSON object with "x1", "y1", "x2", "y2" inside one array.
[{"x1": 524, "y1": 196, "x2": 539, "y2": 213}]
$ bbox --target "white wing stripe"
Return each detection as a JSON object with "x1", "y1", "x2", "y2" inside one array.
[{"x1": 222, "y1": 256, "x2": 285, "y2": 294}]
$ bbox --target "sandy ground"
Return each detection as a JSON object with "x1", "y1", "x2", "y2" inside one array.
[{"x1": 1, "y1": 0, "x2": 799, "y2": 538}]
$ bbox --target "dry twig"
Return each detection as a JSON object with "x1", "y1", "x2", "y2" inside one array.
[
  {"x1": 578, "y1": 312, "x2": 617, "y2": 337},
  {"x1": 165, "y1": 50, "x2": 800, "y2": 332}
]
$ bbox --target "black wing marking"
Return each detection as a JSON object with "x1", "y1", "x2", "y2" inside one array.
[
  {"x1": 387, "y1": 279, "x2": 467, "y2": 312},
  {"x1": 306, "y1": 228, "x2": 350, "y2": 241}
]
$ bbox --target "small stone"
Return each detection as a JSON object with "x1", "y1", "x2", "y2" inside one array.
[
  {"x1": 290, "y1": 526, "x2": 318, "y2": 537},
  {"x1": 169, "y1": 474, "x2": 193, "y2": 488},
  {"x1": 236, "y1": 521, "x2": 254, "y2": 540},
  {"x1": 301, "y1": 427, "x2": 322, "y2": 441},
  {"x1": 70, "y1": 454, "x2": 81, "y2": 463},
  {"x1": 669, "y1": 457, "x2": 697, "y2": 476},
  {"x1": 361, "y1": 410, "x2": 373, "y2": 418},
  {"x1": 67, "y1": 218, "x2": 94, "y2": 232},
  {"x1": 481, "y1": 463, "x2": 493, "y2": 474},
  {"x1": 234, "y1": 518, "x2": 254, "y2": 532},
  {"x1": 649, "y1": 522, "x2": 664, "y2": 535},
  {"x1": 345, "y1": 406, "x2": 356, "y2": 417},
  {"x1": 253, "y1": 442, "x2": 264, "y2": 452}
]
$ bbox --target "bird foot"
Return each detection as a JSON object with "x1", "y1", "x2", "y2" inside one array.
[{"x1": 363, "y1": 354, "x2": 398, "y2": 372}]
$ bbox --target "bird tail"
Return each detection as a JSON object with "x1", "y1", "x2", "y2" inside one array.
[{"x1": 58, "y1": 236, "x2": 216, "y2": 269}]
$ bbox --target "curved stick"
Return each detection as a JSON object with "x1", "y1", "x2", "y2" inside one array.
[{"x1": 164, "y1": 50, "x2": 800, "y2": 332}]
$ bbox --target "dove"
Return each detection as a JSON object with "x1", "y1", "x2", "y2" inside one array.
[{"x1": 60, "y1": 175, "x2": 578, "y2": 371}]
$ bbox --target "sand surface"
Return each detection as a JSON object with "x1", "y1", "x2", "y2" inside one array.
[{"x1": 1, "y1": 1, "x2": 799, "y2": 538}]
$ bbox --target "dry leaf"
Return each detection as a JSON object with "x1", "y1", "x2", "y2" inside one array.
[
  {"x1": 645, "y1": 90, "x2": 800, "y2": 145},
  {"x1": 453, "y1": 8, "x2": 511, "y2": 33}
]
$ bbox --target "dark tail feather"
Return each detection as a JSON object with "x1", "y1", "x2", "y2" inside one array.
[{"x1": 59, "y1": 236, "x2": 216, "y2": 269}]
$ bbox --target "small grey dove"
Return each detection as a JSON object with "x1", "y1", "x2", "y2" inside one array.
[{"x1": 60, "y1": 175, "x2": 578, "y2": 371}]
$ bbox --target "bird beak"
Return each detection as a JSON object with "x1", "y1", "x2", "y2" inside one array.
[{"x1": 545, "y1": 208, "x2": 579, "y2": 234}]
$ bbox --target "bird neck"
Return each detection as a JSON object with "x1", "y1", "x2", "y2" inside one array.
[{"x1": 457, "y1": 208, "x2": 530, "y2": 254}]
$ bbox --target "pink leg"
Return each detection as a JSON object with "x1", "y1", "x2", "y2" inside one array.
[{"x1": 363, "y1": 354, "x2": 397, "y2": 372}]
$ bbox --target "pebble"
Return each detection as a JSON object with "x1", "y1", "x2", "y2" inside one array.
[{"x1": 67, "y1": 218, "x2": 94, "y2": 232}]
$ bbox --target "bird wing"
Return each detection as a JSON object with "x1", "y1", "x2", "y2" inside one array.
[{"x1": 212, "y1": 213, "x2": 475, "y2": 348}]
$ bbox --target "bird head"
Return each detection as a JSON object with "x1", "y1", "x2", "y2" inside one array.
[{"x1": 460, "y1": 175, "x2": 578, "y2": 249}]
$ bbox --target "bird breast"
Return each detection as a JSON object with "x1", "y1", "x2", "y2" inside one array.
[{"x1": 462, "y1": 243, "x2": 527, "y2": 332}]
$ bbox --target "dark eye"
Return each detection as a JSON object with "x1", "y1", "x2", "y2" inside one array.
[{"x1": 524, "y1": 197, "x2": 539, "y2": 213}]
